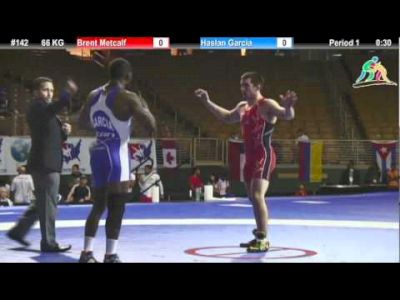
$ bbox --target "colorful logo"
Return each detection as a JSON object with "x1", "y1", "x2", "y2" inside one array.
[
  {"x1": 62, "y1": 139, "x2": 82, "y2": 163},
  {"x1": 353, "y1": 56, "x2": 397, "y2": 88},
  {"x1": 129, "y1": 140, "x2": 154, "y2": 171}
]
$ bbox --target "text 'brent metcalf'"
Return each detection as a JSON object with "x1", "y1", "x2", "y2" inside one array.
[{"x1": 77, "y1": 38, "x2": 127, "y2": 48}]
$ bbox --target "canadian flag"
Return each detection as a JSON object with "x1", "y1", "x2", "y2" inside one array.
[{"x1": 162, "y1": 139, "x2": 177, "y2": 168}]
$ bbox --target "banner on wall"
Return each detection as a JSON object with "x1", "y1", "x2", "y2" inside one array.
[
  {"x1": 128, "y1": 139, "x2": 157, "y2": 173},
  {"x1": 0, "y1": 136, "x2": 156, "y2": 175},
  {"x1": 61, "y1": 137, "x2": 94, "y2": 175},
  {"x1": 0, "y1": 137, "x2": 8, "y2": 174}
]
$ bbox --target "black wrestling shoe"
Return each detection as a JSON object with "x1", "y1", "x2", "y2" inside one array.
[
  {"x1": 239, "y1": 229, "x2": 259, "y2": 248},
  {"x1": 79, "y1": 251, "x2": 98, "y2": 263},
  {"x1": 240, "y1": 239, "x2": 257, "y2": 248},
  {"x1": 245, "y1": 229, "x2": 270, "y2": 253},
  {"x1": 104, "y1": 254, "x2": 121, "y2": 263},
  {"x1": 247, "y1": 239, "x2": 270, "y2": 253}
]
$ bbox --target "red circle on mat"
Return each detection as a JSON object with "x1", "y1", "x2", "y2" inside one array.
[{"x1": 185, "y1": 246, "x2": 317, "y2": 260}]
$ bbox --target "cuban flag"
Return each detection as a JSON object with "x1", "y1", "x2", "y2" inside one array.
[
  {"x1": 372, "y1": 141, "x2": 397, "y2": 183},
  {"x1": 228, "y1": 139, "x2": 246, "y2": 182},
  {"x1": 298, "y1": 141, "x2": 323, "y2": 183},
  {"x1": 161, "y1": 139, "x2": 177, "y2": 168}
]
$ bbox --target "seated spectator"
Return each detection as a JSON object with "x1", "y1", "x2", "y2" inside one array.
[
  {"x1": 0, "y1": 176, "x2": 11, "y2": 193},
  {"x1": 66, "y1": 176, "x2": 91, "y2": 204},
  {"x1": 340, "y1": 160, "x2": 360, "y2": 185},
  {"x1": 162, "y1": 125, "x2": 172, "y2": 138},
  {"x1": 0, "y1": 88, "x2": 9, "y2": 116},
  {"x1": 215, "y1": 176, "x2": 230, "y2": 197},
  {"x1": 294, "y1": 129, "x2": 310, "y2": 163},
  {"x1": 295, "y1": 129, "x2": 309, "y2": 144},
  {"x1": 387, "y1": 167, "x2": 399, "y2": 189},
  {"x1": 208, "y1": 174, "x2": 216, "y2": 185},
  {"x1": 295, "y1": 184, "x2": 309, "y2": 196},
  {"x1": 10, "y1": 166, "x2": 35, "y2": 205},
  {"x1": 365, "y1": 162, "x2": 381, "y2": 184},
  {"x1": 61, "y1": 164, "x2": 83, "y2": 198},
  {"x1": 68, "y1": 164, "x2": 82, "y2": 188},
  {"x1": 207, "y1": 174, "x2": 218, "y2": 196},
  {"x1": 0, "y1": 186, "x2": 13, "y2": 206}
]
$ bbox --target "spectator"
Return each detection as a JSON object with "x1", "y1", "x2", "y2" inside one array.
[
  {"x1": 387, "y1": 167, "x2": 399, "y2": 190},
  {"x1": 0, "y1": 186, "x2": 13, "y2": 206},
  {"x1": 295, "y1": 129, "x2": 309, "y2": 144},
  {"x1": 215, "y1": 176, "x2": 230, "y2": 197},
  {"x1": 207, "y1": 174, "x2": 219, "y2": 197},
  {"x1": 295, "y1": 183, "x2": 309, "y2": 196},
  {"x1": 340, "y1": 160, "x2": 360, "y2": 185},
  {"x1": 189, "y1": 167, "x2": 204, "y2": 201},
  {"x1": 61, "y1": 164, "x2": 83, "y2": 198},
  {"x1": 1, "y1": 182, "x2": 11, "y2": 195},
  {"x1": 68, "y1": 164, "x2": 82, "y2": 188},
  {"x1": 231, "y1": 133, "x2": 240, "y2": 140},
  {"x1": 129, "y1": 172, "x2": 136, "y2": 192},
  {"x1": 161, "y1": 124, "x2": 172, "y2": 138},
  {"x1": 66, "y1": 176, "x2": 91, "y2": 204},
  {"x1": 365, "y1": 161, "x2": 381, "y2": 184},
  {"x1": 0, "y1": 87, "x2": 9, "y2": 116},
  {"x1": 10, "y1": 166, "x2": 35, "y2": 205},
  {"x1": 208, "y1": 174, "x2": 216, "y2": 185},
  {"x1": 138, "y1": 165, "x2": 164, "y2": 203},
  {"x1": 294, "y1": 129, "x2": 309, "y2": 163}
]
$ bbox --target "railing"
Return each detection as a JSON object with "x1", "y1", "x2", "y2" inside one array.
[
  {"x1": 268, "y1": 139, "x2": 399, "y2": 167},
  {"x1": 155, "y1": 138, "x2": 399, "y2": 168},
  {"x1": 155, "y1": 138, "x2": 193, "y2": 168},
  {"x1": 193, "y1": 138, "x2": 225, "y2": 166}
]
